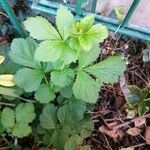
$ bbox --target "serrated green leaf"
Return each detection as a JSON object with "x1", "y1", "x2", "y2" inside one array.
[
  {"x1": 127, "y1": 85, "x2": 142, "y2": 106},
  {"x1": 1, "y1": 107, "x2": 15, "y2": 128},
  {"x1": 35, "y1": 40, "x2": 63, "y2": 62},
  {"x1": 79, "y1": 24, "x2": 108, "y2": 51},
  {"x1": 12, "y1": 123, "x2": 31, "y2": 138},
  {"x1": 79, "y1": 43, "x2": 100, "y2": 68},
  {"x1": 64, "y1": 137, "x2": 76, "y2": 150},
  {"x1": 85, "y1": 56, "x2": 126, "y2": 84},
  {"x1": 42, "y1": 133, "x2": 51, "y2": 145},
  {"x1": 14, "y1": 68, "x2": 43, "y2": 92},
  {"x1": 40, "y1": 104, "x2": 58, "y2": 129},
  {"x1": 87, "y1": 24, "x2": 108, "y2": 43},
  {"x1": 57, "y1": 99, "x2": 86, "y2": 125},
  {"x1": 80, "y1": 117, "x2": 94, "y2": 139},
  {"x1": 51, "y1": 128, "x2": 69, "y2": 150},
  {"x1": 15, "y1": 103, "x2": 36, "y2": 123},
  {"x1": 80, "y1": 15, "x2": 94, "y2": 32},
  {"x1": 35, "y1": 39, "x2": 78, "y2": 65},
  {"x1": 51, "y1": 68, "x2": 75, "y2": 88},
  {"x1": 64, "y1": 134, "x2": 83, "y2": 150},
  {"x1": 60, "y1": 85, "x2": 73, "y2": 98},
  {"x1": 73, "y1": 71, "x2": 100, "y2": 103},
  {"x1": 69, "y1": 37, "x2": 81, "y2": 51},
  {"x1": 0, "y1": 86, "x2": 22, "y2": 98},
  {"x1": 24, "y1": 16, "x2": 60, "y2": 40},
  {"x1": 56, "y1": 5, "x2": 74, "y2": 40},
  {"x1": 35, "y1": 84, "x2": 56, "y2": 103},
  {"x1": 9, "y1": 37, "x2": 40, "y2": 68},
  {"x1": 61, "y1": 48, "x2": 78, "y2": 65}
]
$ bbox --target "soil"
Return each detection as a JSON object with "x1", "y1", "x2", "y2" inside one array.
[{"x1": 87, "y1": 35, "x2": 150, "y2": 150}]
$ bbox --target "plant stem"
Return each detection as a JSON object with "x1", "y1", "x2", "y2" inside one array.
[
  {"x1": 44, "y1": 74, "x2": 49, "y2": 85},
  {"x1": 0, "y1": 146, "x2": 9, "y2": 150},
  {"x1": 0, "y1": 102, "x2": 15, "y2": 107},
  {"x1": 19, "y1": 97, "x2": 36, "y2": 103}
]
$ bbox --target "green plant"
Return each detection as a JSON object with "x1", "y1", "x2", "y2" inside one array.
[
  {"x1": 114, "y1": 6, "x2": 125, "y2": 21},
  {"x1": 126, "y1": 85, "x2": 150, "y2": 116},
  {"x1": 0, "y1": 5, "x2": 126, "y2": 149}
]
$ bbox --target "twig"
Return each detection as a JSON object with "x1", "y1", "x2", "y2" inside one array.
[
  {"x1": 19, "y1": 97, "x2": 36, "y2": 103},
  {"x1": 113, "y1": 114, "x2": 150, "y2": 130},
  {"x1": 103, "y1": 134, "x2": 113, "y2": 150},
  {"x1": 132, "y1": 143, "x2": 146, "y2": 148},
  {"x1": 0, "y1": 11, "x2": 8, "y2": 18},
  {"x1": 1, "y1": 134, "x2": 9, "y2": 145},
  {"x1": 0, "y1": 146, "x2": 9, "y2": 150}
]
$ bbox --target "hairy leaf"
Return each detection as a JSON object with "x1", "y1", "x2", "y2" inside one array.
[
  {"x1": 69, "y1": 37, "x2": 81, "y2": 51},
  {"x1": 61, "y1": 48, "x2": 78, "y2": 65},
  {"x1": 35, "y1": 40, "x2": 63, "y2": 62},
  {"x1": 64, "y1": 137, "x2": 76, "y2": 150},
  {"x1": 24, "y1": 16, "x2": 60, "y2": 40},
  {"x1": 40, "y1": 104, "x2": 58, "y2": 129},
  {"x1": 1, "y1": 107, "x2": 15, "y2": 128},
  {"x1": 56, "y1": 5, "x2": 74, "y2": 40},
  {"x1": 80, "y1": 15, "x2": 95, "y2": 32},
  {"x1": 57, "y1": 99, "x2": 86, "y2": 125},
  {"x1": 73, "y1": 71, "x2": 100, "y2": 103},
  {"x1": 64, "y1": 134, "x2": 83, "y2": 150},
  {"x1": 9, "y1": 37, "x2": 40, "y2": 68},
  {"x1": 85, "y1": 56, "x2": 126, "y2": 84},
  {"x1": 51, "y1": 128, "x2": 69, "y2": 150},
  {"x1": 79, "y1": 43, "x2": 100, "y2": 68},
  {"x1": 15, "y1": 103, "x2": 36, "y2": 123},
  {"x1": 35, "y1": 39, "x2": 78, "y2": 65},
  {"x1": 79, "y1": 24, "x2": 108, "y2": 51},
  {"x1": 51, "y1": 68, "x2": 75, "y2": 88},
  {"x1": 0, "y1": 86, "x2": 22, "y2": 98},
  {"x1": 35, "y1": 84, "x2": 55, "y2": 103},
  {"x1": 12, "y1": 123, "x2": 31, "y2": 138},
  {"x1": 14, "y1": 68, "x2": 43, "y2": 92},
  {"x1": 60, "y1": 85, "x2": 73, "y2": 98}
]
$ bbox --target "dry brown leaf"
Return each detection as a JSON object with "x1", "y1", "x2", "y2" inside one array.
[
  {"x1": 134, "y1": 117, "x2": 146, "y2": 127},
  {"x1": 99, "y1": 125, "x2": 124, "y2": 141},
  {"x1": 0, "y1": 75, "x2": 15, "y2": 87},
  {"x1": 126, "y1": 127, "x2": 141, "y2": 136},
  {"x1": 107, "y1": 121, "x2": 118, "y2": 128},
  {"x1": 144, "y1": 126, "x2": 150, "y2": 144}
]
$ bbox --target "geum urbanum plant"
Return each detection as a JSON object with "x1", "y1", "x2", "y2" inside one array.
[{"x1": 0, "y1": 5, "x2": 126, "y2": 150}]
